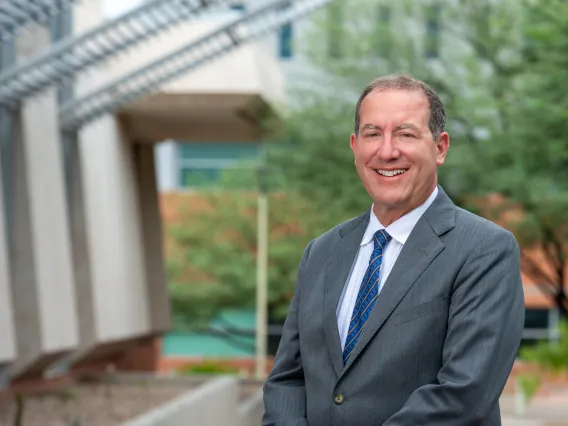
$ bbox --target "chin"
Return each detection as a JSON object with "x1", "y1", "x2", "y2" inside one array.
[
  {"x1": 370, "y1": 186, "x2": 409, "y2": 206},
  {"x1": 374, "y1": 196, "x2": 406, "y2": 209}
]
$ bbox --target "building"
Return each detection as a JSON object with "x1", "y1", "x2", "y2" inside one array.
[{"x1": 0, "y1": 0, "x2": 323, "y2": 388}]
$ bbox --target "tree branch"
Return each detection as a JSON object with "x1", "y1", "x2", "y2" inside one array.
[{"x1": 520, "y1": 251, "x2": 557, "y2": 297}]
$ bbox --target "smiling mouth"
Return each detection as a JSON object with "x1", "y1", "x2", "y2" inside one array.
[{"x1": 375, "y1": 169, "x2": 408, "y2": 177}]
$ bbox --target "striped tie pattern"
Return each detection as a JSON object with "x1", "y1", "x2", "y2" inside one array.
[{"x1": 342, "y1": 229, "x2": 392, "y2": 365}]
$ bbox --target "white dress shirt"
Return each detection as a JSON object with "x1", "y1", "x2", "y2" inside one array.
[{"x1": 336, "y1": 187, "x2": 439, "y2": 350}]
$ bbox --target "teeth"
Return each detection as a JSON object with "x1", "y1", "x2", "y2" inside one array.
[{"x1": 377, "y1": 169, "x2": 407, "y2": 177}]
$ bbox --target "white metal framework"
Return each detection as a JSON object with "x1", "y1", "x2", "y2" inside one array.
[
  {"x1": 60, "y1": 0, "x2": 333, "y2": 131},
  {"x1": 0, "y1": 0, "x2": 229, "y2": 105},
  {"x1": 0, "y1": 0, "x2": 79, "y2": 36}
]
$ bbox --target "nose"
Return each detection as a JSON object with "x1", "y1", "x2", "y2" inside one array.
[{"x1": 376, "y1": 133, "x2": 400, "y2": 162}]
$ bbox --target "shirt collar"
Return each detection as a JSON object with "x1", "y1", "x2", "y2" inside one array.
[{"x1": 361, "y1": 186, "x2": 439, "y2": 246}]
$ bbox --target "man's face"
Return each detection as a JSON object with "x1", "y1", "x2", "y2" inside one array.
[{"x1": 350, "y1": 89, "x2": 449, "y2": 221}]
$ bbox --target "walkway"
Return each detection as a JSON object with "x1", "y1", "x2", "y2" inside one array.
[{"x1": 500, "y1": 387, "x2": 568, "y2": 426}]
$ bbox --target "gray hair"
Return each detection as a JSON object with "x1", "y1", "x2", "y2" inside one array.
[{"x1": 354, "y1": 74, "x2": 446, "y2": 141}]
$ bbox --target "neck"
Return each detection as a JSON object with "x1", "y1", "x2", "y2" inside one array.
[
  {"x1": 372, "y1": 206, "x2": 410, "y2": 228},
  {"x1": 373, "y1": 183, "x2": 437, "y2": 227}
]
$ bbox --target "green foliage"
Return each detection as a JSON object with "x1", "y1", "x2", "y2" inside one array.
[
  {"x1": 517, "y1": 373, "x2": 542, "y2": 402},
  {"x1": 178, "y1": 361, "x2": 239, "y2": 375},
  {"x1": 265, "y1": 0, "x2": 568, "y2": 314},
  {"x1": 166, "y1": 173, "x2": 325, "y2": 326},
  {"x1": 517, "y1": 320, "x2": 568, "y2": 401},
  {"x1": 14, "y1": 393, "x2": 24, "y2": 426},
  {"x1": 166, "y1": 0, "x2": 568, "y2": 325},
  {"x1": 519, "y1": 321, "x2": 568, "y2": 373},
  {"x1": 54, "y1": 387, "x2": 78, "y2": 402}
]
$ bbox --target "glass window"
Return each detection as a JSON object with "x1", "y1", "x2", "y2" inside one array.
[
  {"x1": 524, "y1": 309, "x2": 550, "y2": 329},
  {"x1": 278, "y1": 1, "x2": 294, "y2": 59},
  {"x1": 50, "y1": 8, "x2": 73, "y2": 103},
  {"x1": 230, "y1": 3, "x2": 246, "y2": 12},
  {"x1": 279, "y1": 23, "x2": 294, "y2": 59},
  {"x1": 179, "y1": 168, "x2": 222, "y2": 189},
  {"x1": 178, "y1": 142, "x2": 260, "y2": 189}
]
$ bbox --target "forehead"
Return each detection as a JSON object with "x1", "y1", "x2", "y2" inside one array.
[{"x1": 359, "y1": 89, "x2": 429, "y2": 126}]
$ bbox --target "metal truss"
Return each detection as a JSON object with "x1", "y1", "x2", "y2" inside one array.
[
  {"x1": 0, "y1": 0, "x2": 79, "y2": 36},
  {"x1": 0, "y1": 0, "x2": 229, "y2": 106},
  {"x1": 60, "y1": 0, "x2": 334, "y2": 131}
]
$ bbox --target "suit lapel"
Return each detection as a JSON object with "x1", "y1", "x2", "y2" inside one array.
[
  {"x1": 341, "y1": 187, "x2": 456, "y2": 375},
  {"x1": 323, "y1": 211, "x2": 370, "y2": 378}
]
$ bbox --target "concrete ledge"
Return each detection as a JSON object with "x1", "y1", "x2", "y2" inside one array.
[
  {"x1": 238, "y1": 388, "x2": 264, "y2": 426},
  {"x1": 121, "y1": 376, "x2": 239, "y2": 426}
]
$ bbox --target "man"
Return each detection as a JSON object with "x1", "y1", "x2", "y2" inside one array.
[{"x1": 262, "y1": 74, "x2": 525, "y2": 425}]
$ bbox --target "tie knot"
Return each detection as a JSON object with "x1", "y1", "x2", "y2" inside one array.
[{"x1": 373, "y1": 229, "x2": 392, "y2": 251}]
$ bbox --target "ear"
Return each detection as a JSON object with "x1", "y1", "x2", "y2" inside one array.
[
  {"x1": 435, "y1": 132, "x2": 450, "y2": 166},
  {"x1": 350, "y1": 132, "x2": 357, "y2": 155}
]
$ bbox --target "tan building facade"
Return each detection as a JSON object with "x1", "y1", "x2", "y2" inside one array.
[{"x1": 0, "y1": 0, "x2": 287, "y2": 386}]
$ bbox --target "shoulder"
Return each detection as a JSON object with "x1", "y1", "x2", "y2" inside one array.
[
  {"x1": 453, "y1": 206, "x2": 519, "y2": 251},
  {"x1": 303, "y1": 210, "x2": 369, "y2": 261}
]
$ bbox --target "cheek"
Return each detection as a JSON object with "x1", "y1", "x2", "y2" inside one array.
[
  {"x1": 406, "y1": 145, "x2": 436, "y2": 165},
  {"x1": 358, "y1": 145, "x2": 376, "y2": 161}
]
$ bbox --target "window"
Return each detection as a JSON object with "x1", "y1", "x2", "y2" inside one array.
[
  {"x1": 279, "y1": 23, "x2": 293, "y2": 59},
  {"x1": 50, "y1": 6, "x2": 72, "y2": 41},
  {"x1": 278, "y1": 2, "x2": 294, "y2": 59},
  {"x1": 519, "y1": 308, "x2": 560, "y2": 349},
  {"x1": 50, "y1": 8, "x2": 73, "y2": 103},
  {"x1": 230, "y1": 3, "x2": 246, "y2": 12},
  {"x1": 375, "y1": 5, "x2": 393, "y2": 58},
  {"x1": 424, "y1": 5, "x2": 440, "y2": 59},
  {"x1": 327, "y1": 2, "x2": 344, "y2": 58},
  {"x1": 177, "y1": 142, "x2": 260, "y2": 189}
]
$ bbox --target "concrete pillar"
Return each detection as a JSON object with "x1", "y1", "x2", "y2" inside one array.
[
  {"x1": 0, "y1": 34, "x2": 16, "y2": 377},
  {"x1": 79, "y1": 115, "x2": 153, "y2": 345},
  {"x1": 134, "y1": 144, "x2": 170, "y2": 332},
  {"x1": 9, "y1": 24, "x2": 78, "y2": 376},
  {"x1": 65, "y1": 131, "x2": 96, "y2": 348},
  {"x1": 67, "y1": 0, "x2": 166, "y2": 366},
  {"x1": 155, "y1": 140, "x2": 179, "y2": 192},
  {"x1": 0, "y1": 157, "x2": 16, "y2": 368}
]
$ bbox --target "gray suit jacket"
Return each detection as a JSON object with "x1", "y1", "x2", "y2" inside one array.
[{"x1": 263, "y1": 186, "x2": 525, "y2": 426}]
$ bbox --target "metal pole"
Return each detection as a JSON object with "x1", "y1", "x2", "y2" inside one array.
[{"x1": 255, "y1": 156, "x2": 269, "y2": 380}]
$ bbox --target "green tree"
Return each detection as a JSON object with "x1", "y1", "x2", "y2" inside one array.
[
  {"x1": 166, "y1": 176, "x2": 322, "y2": 326},
  {"x1": 266, "y1": 0, "x2": 567, "y2": 314}
]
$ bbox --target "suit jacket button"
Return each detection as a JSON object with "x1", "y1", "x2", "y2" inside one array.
[{"x1": 334, "y1": 394, "x2": 345, "y2": 405}]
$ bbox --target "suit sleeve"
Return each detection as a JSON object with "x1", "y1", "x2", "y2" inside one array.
[
  {"x1": 262, "y1": 240, "x2": 314, "y2": 426},
  {"x1": 382, "y1": 230, "x2": 525, "y2": 426}
]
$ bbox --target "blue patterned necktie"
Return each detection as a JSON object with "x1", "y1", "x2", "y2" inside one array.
[{"x1": 343, "y1": 229, "x2": 392, "y2": 365}]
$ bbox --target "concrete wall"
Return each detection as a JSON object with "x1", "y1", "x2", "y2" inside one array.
[
  {"x1": 8, "y1": 24, "x2": 79, "y2": 375},
  {"x1": 134, "y1": 144, "x2": 170, "y2": 332},
  {"x1": 78, "y1": 115, "x2": 151, "y2": 342},
  {"x1": 71, "y1": 0, "x2": 170, "y2": 355},
  {"x1": 0, "y1": 159, "x2": 16, "y2": 366},
  {"x1": 121, "y1": 377, "x2": 240, "y2": 426},
  {"x1": 103, "y1": 17, "x2": 285, "y2": 107},
  {"x1": 238, "y1": 388, "x2": 265, "y2": 426}
]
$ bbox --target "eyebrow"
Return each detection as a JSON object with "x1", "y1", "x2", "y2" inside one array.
[
  {"x1": 361, "y1": 123, "x2": 421, "y2": 132},
  {"x1": 395, "y1": 123, "x2": 420, "y2": 132},
  {"x1": 362, "y1": 124, "x2": 380, "y2": 131}
]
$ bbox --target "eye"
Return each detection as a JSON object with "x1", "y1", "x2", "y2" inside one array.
[
  {"x1": 364, "y1": 132, "x2": 379, "y2": 138},
  {"x1": 400, "y1": 133, "x2": 415, "y2": 138}
]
